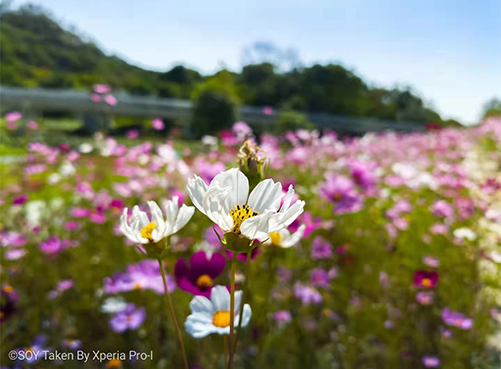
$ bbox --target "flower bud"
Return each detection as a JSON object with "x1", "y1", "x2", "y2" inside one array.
[{"x1": 237, "y1": 140, "x2": 268, "y2": 187}]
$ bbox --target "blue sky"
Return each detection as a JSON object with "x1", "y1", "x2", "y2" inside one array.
[{"x1": 18, "y1": 0, "x2": 501, "y2": 125}]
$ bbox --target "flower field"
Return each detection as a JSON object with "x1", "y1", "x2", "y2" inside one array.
[{"x1": 1, "y1": 116, "x2": 501, "y2": 369}]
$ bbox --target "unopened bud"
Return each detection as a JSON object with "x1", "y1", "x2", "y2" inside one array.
[{"x1": 237, "y1": 140, "x2": 268, "y2": 183}]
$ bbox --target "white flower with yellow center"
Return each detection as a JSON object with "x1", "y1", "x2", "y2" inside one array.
[
  {"x1": 267, "y1": 224, "x2": 306, "y2": 248},
  {"x1": 185, "y1": 285, "x2": 251, "y2": 338},
  {"x1": 187, "y1": 168, "x2": 305, "y2": 243},
  {"x1": 120, "y1": 198, "x2": 194, "y2": 244}
]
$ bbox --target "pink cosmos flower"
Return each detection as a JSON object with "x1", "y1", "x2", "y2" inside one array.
[
  {"x1": 126, "y1": 130, "x2": 139, "y2": 139},
  {"x1": 27, "y1": 120, "x2": 39, "y2": 130},
  {"x1": 5, "y1": 111, "x2": 22, "y2": 122},
  {"x1": 441, "y1": 308, "x2": 473, "y2": 329},
  {"x1": 94, "y1": 84, "x2": 112, "y2": 94},
  {"x1": 152, "y1": 118, "x2": 164, "y2": 130},
  {"x1": 104, "y1": 94, "x2": 117, "y2": 106},
  {"x1": 422, "y1": 356, "x2": 440, "y2": 367},
  {"x1": 431, "y1": 200, "x2": 454, "y2": 219},
  {"x1": 416, "y1": 291, "x2": 434, "y2": 306},
  {"x1": 423, "y1": 256, "x2": 440, "y2": 268},
  {"x1": 262, "y1": 106, "x2": 273, "y2": 115},
  {"x1": 109, "y1": 303, "x2": 145, "y2": 333},
  {"x1": 311, "y1": 237, "x2": 333, "y2": 260}
]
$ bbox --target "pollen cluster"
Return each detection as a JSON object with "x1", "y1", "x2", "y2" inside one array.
[
  {"x1": 196, "y1": 274, "x2": 213, "y2": 290},
  {"x1": 269, "y1": 232, "x2": 282, "y2": 245},
  {"x1": 229, "y1": 204, "x2": 258, "y2": 234},
  {"x1": 140, "y1": 222, "x2": 157, "y2": 242},
  {"x1": 212, "y1": 311, "x2": 231, "y2": 328}
]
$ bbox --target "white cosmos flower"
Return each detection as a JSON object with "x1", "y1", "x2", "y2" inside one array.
[
  {"x1": 120, "y1": 197, "x2": 195, "y2": 244},
  {"x1": 187, "y1": 168, "x2": 305, "y2": 241},
  {"x1": 266, "y1": 224, "x2": 306, "y2": 248},
  {"x1": 453, "y1": 227, "x2": 477, "y2": 241},
  {"x1": 185, "y1": 285, "x2": 251, "y2": 338}
]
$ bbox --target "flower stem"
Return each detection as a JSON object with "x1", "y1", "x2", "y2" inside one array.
[
  {"x1": 158, "y1": 258, "x2": 189, "y2": 369},
  {"x1": 228, "y1": 253, "x2": 237, "y2": 369},
  {"x1": 224, "y1": 335, "x2": 228, "y2": 364},
  {"x1": 232, "y1": 249, "x2": 252, "y2": 353}
]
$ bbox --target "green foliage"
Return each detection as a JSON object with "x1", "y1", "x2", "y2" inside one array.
[
  {"x1": 482, "y1": 98, "x2": 501, "y2": 119},
  {"x1": 276, "y1": 110, "x2": 314, "y2": 133},
  {"x1": 190, "y1": 70, "x2": 240, "y2": 138}
]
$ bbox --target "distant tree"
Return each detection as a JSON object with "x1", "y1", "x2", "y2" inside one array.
[
  {"x1": 481, "y1": 98, "x2": 501, "y2": 119},
  {"x1": 160, "y1": 65, "x2": 202, "y2": 85},
  {"x1": 242, "y1": 41, "x2": 301, "y2": 72},
  {"x1": 190, "y1": 70, "x2": 240, "y2": 138}
]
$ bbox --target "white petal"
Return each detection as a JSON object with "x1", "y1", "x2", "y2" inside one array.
[
  {"x1": 185, "y1": 314, "x2": 217, "y2": 338},
  {"x1": 234, "y1": 290, "x2": 243, "y2": 314},
  {"x1": 239, "y1": 304, "x2": 252, "y2": 328},
  {"x1": 133, "y1": 207, "x2": 151, "y2": 228},
  {"x1": 280, "y1": 224, "x2": 306, "y2": 248},
  {"x1": 280, "y1": 200, "x2": 305, "y2": 227},
  {"x1": 210, "y1": 285, "x2": 230, "y2": 311},
  {"x1": 190, "y1": 296, "x2": 214, "y2": 314},
  {"x1": 211, "y1": 168, "x2": 249, "y2": 212},
  {"x1": 187, "y1": 176, "x2": 208, "y2": 215},
  {"x1": 247, "y1": 179, "x2": 283, "y2": 213},
  {"x1": 279, "y1": 185, "x2": 295, "y2": 213},
  {"x1": 269, "y1": 200, "x2": 305, "y2": 233},
  {"x1": 241, "y1": 211, "x2": 275, "y2": 240},
  {"x1": 203, "y1": 185, "x2": 233, "y2": 232},
  {"x1": 119, "y1": 208, "x2": 135, "y2": 241},
  {"x1": 147, "y1": 201, "x2": 166, "y2": 242},
  {"x1": 169, "y1": 204, "x2": 195, "y2": 235}
]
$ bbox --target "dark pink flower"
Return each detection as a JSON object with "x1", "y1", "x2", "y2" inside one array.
[
  {"x1": 174, "y1": 251, "x2": 226, "y2": 298},
  {"x1": 413, "y1": 270, "x2": 439, "y2": 289},
  {"x1": 12, "y1": 195, "x2": 28, "y2": 206}
]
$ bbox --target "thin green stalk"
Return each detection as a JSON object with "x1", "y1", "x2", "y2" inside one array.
[
  {"x1": 228, "y1": 253, "x2": 237, "y2": 369},
  {"x1": 232, "y1": 249, "x2": 252, "y2": 353},
  {"x1": 158, "y1": 258, "x2": 189, "y2": 369}
]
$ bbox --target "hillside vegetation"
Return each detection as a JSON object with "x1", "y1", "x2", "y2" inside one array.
[{"x1": 0, "y1": 4, "x2": 460, "y2": 126}]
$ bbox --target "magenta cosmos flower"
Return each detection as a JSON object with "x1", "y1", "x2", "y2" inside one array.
[
  {"x1": 175, "y1": 251, "x2": 226, "y2": 298},
  {"x1": 413, "y1": 270, "x2": 439, "y2": 288}
]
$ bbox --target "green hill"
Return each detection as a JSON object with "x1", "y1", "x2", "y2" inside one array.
[{"x1": 0, "y1": 3, "x2": 459, "y2": 125}]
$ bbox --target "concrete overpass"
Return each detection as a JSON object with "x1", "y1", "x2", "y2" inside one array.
[{"x1": 0, "y1": 86, "x2": 427, "y2": 135}]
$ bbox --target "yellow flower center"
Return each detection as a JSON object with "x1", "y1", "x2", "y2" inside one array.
[
  {"x1": 334, "y1": 193, "x2": 342, "y2": 200},
  {"x1": 107, "y1": 359, "x2": 122, "y2": 368},
  {"x1": 140, "y1": 222, "x2": 157, "y2": 242},
  {"x1": 133, "y1": 282, "x2": 142, "y2": 290},
  {"x1": 229, "y1": 204, "x2": 258, "y2": 234},
  {"x1": 212, "y1": 311, "x2": 231, "y2": 328},
  {"x1": 3, "y1": 285, "x2": 14, "y2": 293},
  {"x1": 422, "y1": 278, "x2": 432, "y2": 287},
  {"x1": 196, "y1": 274, "x2": 213, "y2": 290},
  {"x1": 270, "y1": 232, "x2": 282, "y2": 245}
]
